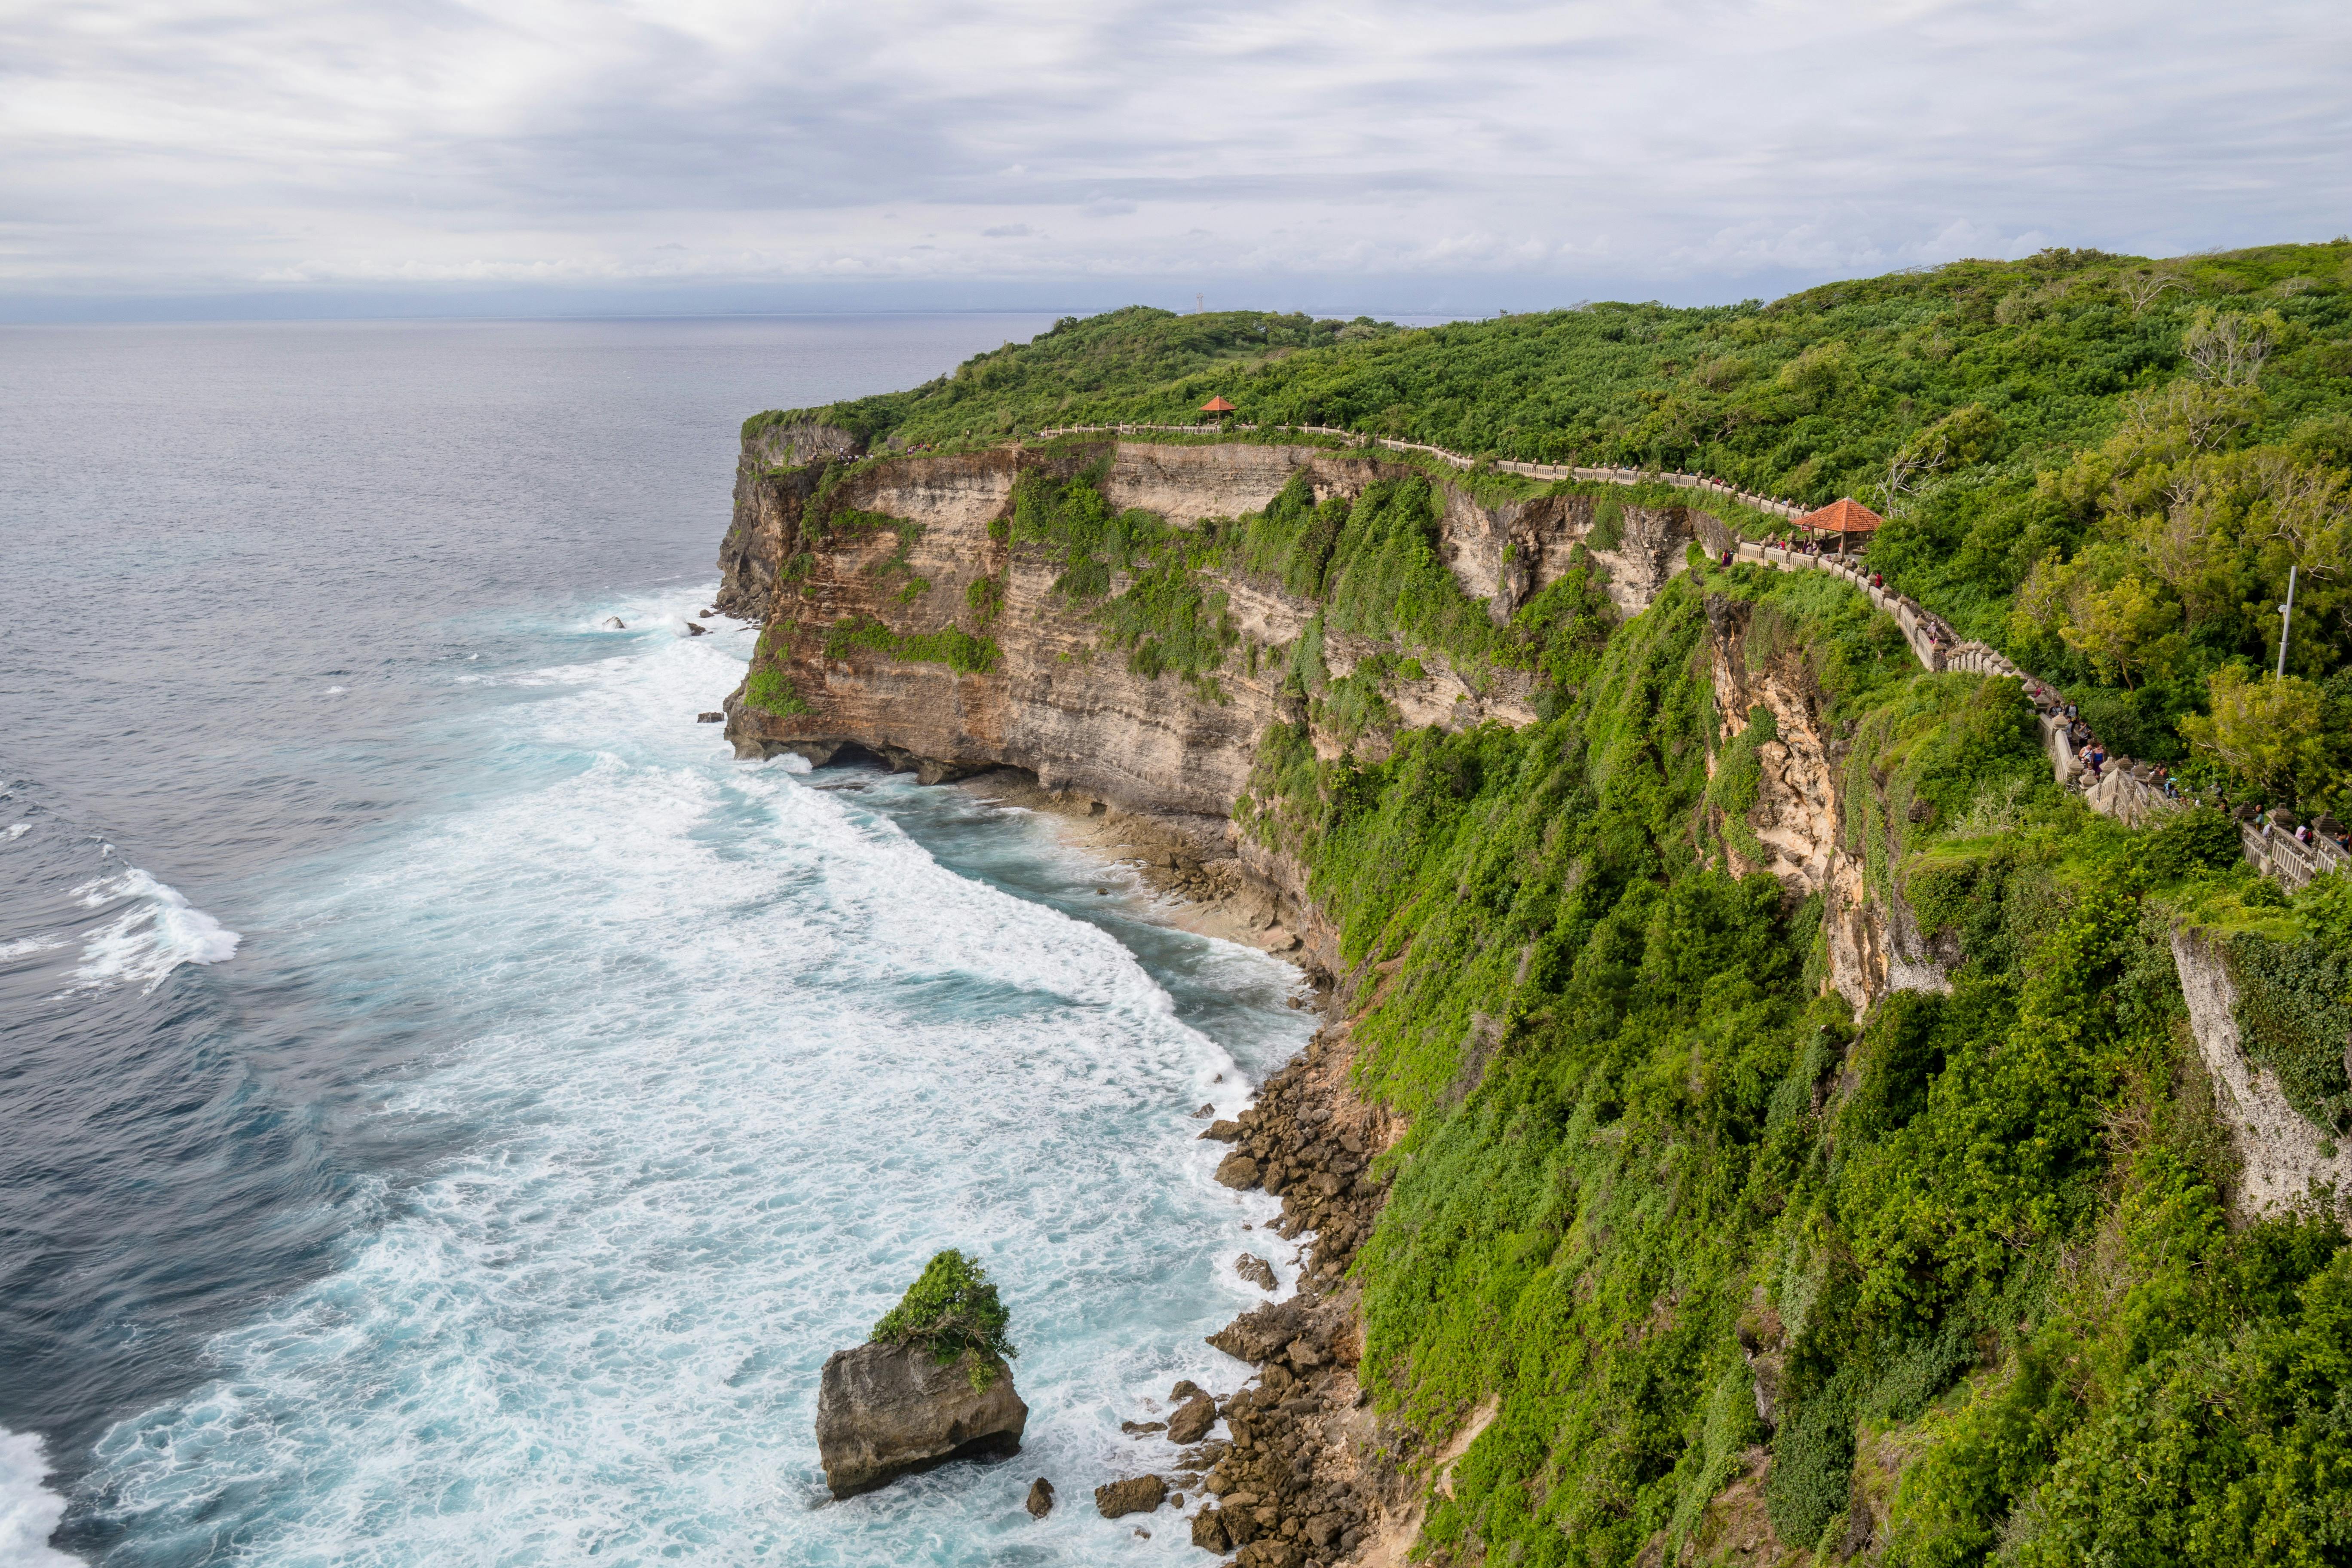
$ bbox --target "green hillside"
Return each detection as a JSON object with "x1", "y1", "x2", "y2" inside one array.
[
  {"x1": 760, "y1": 243, "x2": 2352, "y2": 815},
  {"x1": 1246, "y1": 554, "x2": 2352, "y2": 1567}
]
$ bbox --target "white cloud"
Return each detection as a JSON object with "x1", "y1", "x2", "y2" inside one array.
[{"x1": 0, "y1": 0, "x2": 2345, "y2": 306}]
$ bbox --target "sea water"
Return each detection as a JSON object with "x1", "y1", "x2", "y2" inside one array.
[{"x1": 0, "y1": 319, "x2": 1314, "y2": 1565}]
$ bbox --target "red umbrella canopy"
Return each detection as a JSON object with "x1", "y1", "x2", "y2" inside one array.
[{"x1": 1198, "y1": 395, "x2": 1237, "y2": 413}]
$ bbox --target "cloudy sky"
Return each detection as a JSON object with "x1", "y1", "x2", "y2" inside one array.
[{"x1": 3, "y1": 0, "x2": 2347, "y2": 318}]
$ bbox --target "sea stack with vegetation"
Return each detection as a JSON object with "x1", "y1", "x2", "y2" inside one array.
[
  {"x1": 746, "y1": 242, "x2": 2352, "y2": 1565},
  {"x1": 815, "y1": 1250, "x2": 1026, "y2": 1499}
]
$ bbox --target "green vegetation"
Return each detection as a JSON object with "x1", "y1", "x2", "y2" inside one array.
[
  {"x1": 821, "y1": 613, "x2": 1000, "y2": 675},
  {"x1": 756, "y1": 307, "x2": 1401, "y2": 446},
  {"x1": 743, "y1": 667, "x2": 812, "y2": 717},
  {"x1": 2224, "y1": 874, "x2": 2352, "y2": 1135},
  {"x1": 1236, "y1": 558, "x2": 2351, "y2": 1566},
  {"x1": 869, "y1": 1250, "x2": 1017, "y2": 1390},
  {"x1": 755, "y1": 242, "x2": 2352, "y2": 812}
]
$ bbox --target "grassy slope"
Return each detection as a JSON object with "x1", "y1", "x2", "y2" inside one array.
[{"x1": 759, "y1": 242, "x2": 2352, "y2": 812}]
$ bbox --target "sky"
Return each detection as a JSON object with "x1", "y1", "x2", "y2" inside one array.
[{"x1": 3, "y1": 0, "x2": 2348, "y2": 321}]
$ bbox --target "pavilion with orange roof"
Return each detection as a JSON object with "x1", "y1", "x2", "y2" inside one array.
[
  {"x1": 1198, "y1": 395, "x2": 1236, "y2": 421},
  {"x1": 1792, "y1": 497, "x2": 1884, "y2": 554}
]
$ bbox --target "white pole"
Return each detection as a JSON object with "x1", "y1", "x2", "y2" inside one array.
[{"x1": 2276, "y1": 564, "x2": 2298, "y2": 679}]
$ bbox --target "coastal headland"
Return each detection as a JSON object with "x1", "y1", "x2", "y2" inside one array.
[{"x1": 713, "y1": 250, "x2": 2352, "y2": 1568}]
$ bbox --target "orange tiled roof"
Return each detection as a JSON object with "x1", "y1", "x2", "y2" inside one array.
[
  {"x1": 1793, "y1": 497, "x2": 1884, "y2": 534},
  {"x1": 1199, "y1": 396, "x2": 1237, "y2": 413}
]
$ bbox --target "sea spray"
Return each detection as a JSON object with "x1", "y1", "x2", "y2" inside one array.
[{"x1": 0, "y1": 1430, "x2": 78, "y2": 1566}]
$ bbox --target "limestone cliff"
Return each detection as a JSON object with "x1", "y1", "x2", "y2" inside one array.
[{"x1": 717, "y1": 438, "x2": 1697, "y2": 961}]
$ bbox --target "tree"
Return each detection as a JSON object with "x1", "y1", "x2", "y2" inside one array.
[
  {"x1": 2181, "y1": 307, "x2": 2284, "y2": 388},
  {"x1": 870, "y1": 1249, "x2": 1018, "y2": 1387},
  {"x1": 2180, "y1": 665, "x2": 2333, "y2": 802},
  {"x1": 2117, "y1": 269, "x2": 2183, "y2": 314},
  {"x1": 2058, "y1": 574, "x2": 2180, "y2": 688}
]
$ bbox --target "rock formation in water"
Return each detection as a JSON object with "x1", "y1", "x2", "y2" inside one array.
[{"x1": 813, "y1": 1340, "x2": 1028, "y2": 1498}]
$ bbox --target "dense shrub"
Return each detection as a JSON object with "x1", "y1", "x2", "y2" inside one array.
[{"x1": 870, "y1": 1250, "x2": 1017, "y2": 1389}]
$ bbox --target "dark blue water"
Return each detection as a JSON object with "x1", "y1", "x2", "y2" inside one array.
[{"x1": 0, "y1": 318, "x2": 1313, "y2": 1565}]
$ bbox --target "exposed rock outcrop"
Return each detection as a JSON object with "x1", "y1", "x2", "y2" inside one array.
[
  {"x1": 1704, "y1": 592, "x2": 1952, "y2": 1012},
  {"x1": 1096, "y1": 1474, "x2": 1168, "y2": 1518},
  {"x1": 2171, "y1": 927, "x2": 2352, "y2": 1218},
  {"x1": 717, "y1": 442, "x2": 1697, "y2": 819},
  {"x1": 813, "y1": 1342, "x2": 1027, "y2": 1498}
]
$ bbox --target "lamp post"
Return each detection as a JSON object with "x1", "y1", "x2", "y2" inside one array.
[{"x1": 2276, "y1": 564, "x2": 2298, "y2": 679}]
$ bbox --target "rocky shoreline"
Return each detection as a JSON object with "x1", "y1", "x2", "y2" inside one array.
[
  {"x1": 1179, "y1": 1022, "x2": 1406, "y2": 1567},
  {"x1": 1074, "y1": 1010, "x2": 1417, "y2": 1566}
]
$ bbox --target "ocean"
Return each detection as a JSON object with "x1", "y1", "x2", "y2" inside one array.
[{"x1": 0, "y1": 317, "x2": 1315, "y2": 1565}]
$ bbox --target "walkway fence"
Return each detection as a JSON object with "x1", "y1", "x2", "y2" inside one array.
[
  {"x1": 1022, "y1": 422, "x2": 2349, "y2": 888},
  {"x1": 1734, "y1": 543, "x2": 2351, "y2": 889},
  {"x1": 1027, "y1": 423, "x2": 1808, "y2": 518}
]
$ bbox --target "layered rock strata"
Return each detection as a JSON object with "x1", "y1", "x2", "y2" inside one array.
[{"x1": 717, "y1": 440, "x2": 1694, "y2": 815}]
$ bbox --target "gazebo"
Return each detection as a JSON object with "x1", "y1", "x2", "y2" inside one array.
[
  {"x1": 1199, "y1": 395, "x2": 1236, "y2": 424},
  {"x1": 1791, "y1": 497, "x2": 1884, "y2": 556}
]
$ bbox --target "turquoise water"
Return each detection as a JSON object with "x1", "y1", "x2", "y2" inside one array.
[{"x1": 0, "y1": 320, "x2": 1311, "y2": 1565}]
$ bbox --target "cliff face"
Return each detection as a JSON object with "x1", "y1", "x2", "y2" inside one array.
[
  {"x1": 717, "y1": 439, "x2": 1695, "y2": 830},
  {"x1": 1703, "y1": 593, "x2": 1951, "y2": 1013}
]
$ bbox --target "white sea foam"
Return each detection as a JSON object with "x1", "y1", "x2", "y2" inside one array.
[
  {"x1": 65, "y1": 867, "x2": 241, "y2": 994},
  {"x1": 0, "y1": 1429, "x2": 80, "y2": 1566},
  {"x1": 84, "y1": 585, "x2": 1308, "y2": 1565},
  {"x1": 5, "y1": 823, "x2": 28, "y2": 840},
  {"x1": 1, "y1": 935, "x2": 66, "y2": 960}
]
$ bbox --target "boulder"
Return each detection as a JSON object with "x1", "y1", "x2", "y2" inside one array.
[
  {"x1": 603, "y1": 617, "x2": 626, "y2": 629},
  {"x1": 814, "y1": 1341, "x2": 1026, "y2": 1498},
  {"x1": 696, "y1": 711, "x2": 724, "y2": 723},
  {"x1": 1214, "y1": 1153, "x2": 1260, "y2": 1188},
  {"x1": 1234, "y1": 1253, "x2": 1277, "y2": 1292},
  {"x1": 1024, "y1": 1477, "x2": 1055, "y2": 1518},
  {"x1": 1167, "y1": 1394, "x2": 1218, "y2": 1444},
  {"x1": 1095, "y1": 1474, "x2": 1167, "y2": 1518},
  {"x1": 686, "y1": 622, "x2": 709, "y2": 636},
  {"x1": 1192, "y1": 1507, "x2": 1232, "y2": 1552},
  {"x1": 1200, "y1": 1119, "x2": 1244, "y2": 1142}
]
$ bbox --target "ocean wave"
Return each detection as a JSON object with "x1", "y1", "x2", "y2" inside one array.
[
  {"x1": 66, "y1": 866, "x2": 241, "y2": 994},
  {"x1": 78, "y1": 586, "x2": 1306, "y2": 1565},
  {"x1": 0, "y1": 1428, "x2": 78, "y2": 1566}
]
